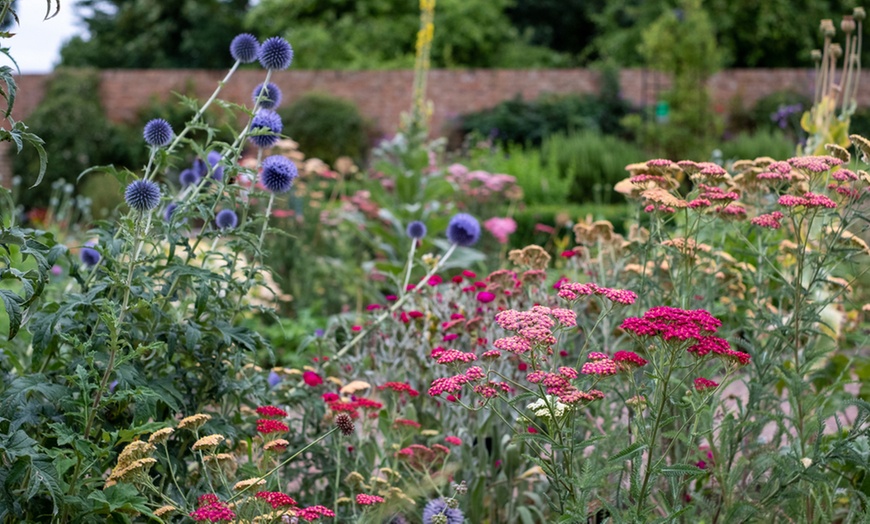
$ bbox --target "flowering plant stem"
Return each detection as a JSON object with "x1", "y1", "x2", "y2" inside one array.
[{"x1": 334, "y1": 243, "x2": 457, "y2": 359}]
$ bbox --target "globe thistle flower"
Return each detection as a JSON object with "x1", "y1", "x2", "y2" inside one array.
[
  {"x1": 125, "y1": 180, "x2": 161, "y2": 212},
  {"x1": 207, "y1": 151, "x2": 224, "y2": 181},
  {"x1": 446, "y1": 213, "x2": 481, "y2": 247},
  {"x1": 143, "y1": 118, "x2": 173, "y2": 147},
  {"x1": 192, "y1": 158, "x2": 207, "y2": 179},
  {"x1": 163, "y1": 202, "x2": 179, "y2": 222},
  {"x1": 406, "y1": 221, "x2": 427, "y2": 240},
  {"x1": 215, "y1": 209, "x2": 238, "y2": 230},
  {"x1": 179, "y1": 168, "x2": 199, "y2": 188},
  {"x1": 252, "y1": 82, "x2": 282, "y2": 109},
  {"x1": 260, "y1": 155, "x2": 298, "y2": 193},
  {"x1": 258, "y1": 36, "x2": 294, "y2": 70},
  {"x1": 230, "y1": 33, "x2": 260, "y2": 63},
  {"x1": 422, "y1": 498, "x2": 464, "y2": 524},
  {"x1": 249, "y1": 110, "x2": 283, "y2": 149},
  {"x1": 80, "y1": 245, "x2": 101, "y2": 266}
]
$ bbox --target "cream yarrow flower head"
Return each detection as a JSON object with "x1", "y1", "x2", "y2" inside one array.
[
  {"x1": 192, "y1": 434, "x2": 225, "y2": 452},
  {"x1": 234, "y1": 477, "x2": 266, "y2": 491},
  {"x1": 116, "y1": 441, "x2": 155, "y2": 468},
  {"x1": 154, "y1": 506, "x2": 177, "y2": 517},
  {"x1": 263, "y1": 438, "x2": 290, "y2": 452},
  {"x1": 178, "y1": 413, "x2": 211, "y2": 431},
  {"x1": 527, "y1": 396, "x2": 570, "y2": 420},
  {"x1": 148, "y1": 427, "x2": 174, "y2": 445}
]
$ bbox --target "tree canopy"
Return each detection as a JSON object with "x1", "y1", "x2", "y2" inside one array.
[{"x1": 60, "y1": 0, "x2": 250, "y2": 68}]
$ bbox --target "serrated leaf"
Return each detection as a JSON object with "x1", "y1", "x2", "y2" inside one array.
[
  {"x1": 659, "y1": 464, "x2": 705, "y2": 477},
  {"x1": 0, "y1": 288, "x2": 22, "y2": 340},
  {"x1": 609, "y1": 441, "x2": 647, "y2": 462}
]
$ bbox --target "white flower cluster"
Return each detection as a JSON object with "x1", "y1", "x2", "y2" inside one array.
[{"x1": 527, "y1": 396, "x2": 570, "y2": 420}]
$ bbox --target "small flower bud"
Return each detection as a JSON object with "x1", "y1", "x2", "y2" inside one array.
[
  {"x1": 446, "y1": 498, "x2": 459, "y2": 509},
  {"x1": 431, "y1": 515, "x2": 448, "y2": 524},
  {"x1": 454, "y1": 480, "x2": 468, "y2": 495},
  {"x1": 335, "y1": 413, "x2": 355, "y2": 435}
]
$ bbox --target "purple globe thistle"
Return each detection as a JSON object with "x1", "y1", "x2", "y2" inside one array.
[
  {"x1": 249, "y1": 110, "x2": 283, "y2": 149},
  {"x1": 143, "y1": 118, "x2": 173, "y2": 147},
  {"x1": 446, "y1": 213, "x2": 480, "y2": 247},
  {"x1": 163, "y1": 202, "x2": 179, "y2": 222},
  {"x1": 260, "y1": 155, "x2": 298, "y2": 193},
  {"x1": 125, "y1": 180, "x2": 161, "y2": 212},
  {"x1": 215, "y1": 209, "x2": 238, "y2": 230},
  {"x1": 258, "y1": 36, "x2": 294, "y2": 70},
  {"x1": 80, "y1": 246, "x2": 101, "y2": 266},
  {"x1": 230, "y1": 33, "x2": 260, "y2": 63},
  {"x1": 207, "y1": 151, "x2": 224, "y2": 181},
  {"x1": 252, "y1": 82, "x2": 282, "y2": 109},
  {"x1": 268, "y1": 370, "x2": 282, "y2": 388},
  {"x1": 422, "y1": 499, "x2": 464, "y2": 524},
  {"x1": 179, "y1": 168, "x2": 199, "y2": 187},
  {"x1": 407, "y1": 221, "x2": 427, "y2": 240},
  {"x1": 192, "y1": 157, "x2": 207, "y2": 178}
]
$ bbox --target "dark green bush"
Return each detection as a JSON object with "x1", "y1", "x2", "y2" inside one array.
[
  {"x1": 278, "y1": 92, "x2": 373, "y2": 164},
  {"x1": 718, "y1": 129, "x2": 796, "y2": 162},
  {"x1": 13, "y1": 68, "x2": 141, "y2": 209},
  {"x1": 544, "y1": 132, "x2": 646, "y2": 204}
]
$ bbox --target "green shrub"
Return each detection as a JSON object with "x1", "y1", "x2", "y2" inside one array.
[
  {"x1": 469, "y1": 141, "x2": 570, "y2": 206},
  {"x1": 544, "y1": 132, "x2": 646, "y2": 204},
  {"x1": 13, "y1": 68, "x2": 139, "y2": 209},
  {"x1": 718, "y1": 129, "x2": 796, "y2": 162},
  {"x1": 278, "y1": 92, "x2": 373, "y2": 164}
]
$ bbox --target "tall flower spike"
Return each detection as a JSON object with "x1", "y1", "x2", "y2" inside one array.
[
  {"x1": 258, "y1": 36, "x2": 294, "y2": 70},
  {"x1": 446, "y1": 213, "x2": 481, "y2": 247},
  {"x1": 230, "y1": 33, "x2": 260, "y2": 63},
  {"x1": 143, "y1": 118, "x2": 173, "y2": 147},
  {"x1": 252, "y1": 82, "x2": 282, "y2": 109},
  {"x1": 260, "y1": 155, "x2": 298, "y2": 193},
  {"x1": 249, "y1": 110, "x2": 283, "y2": 149},
  {"x1": 125, "y1": 180, "x2": 161, "y2": 211}
]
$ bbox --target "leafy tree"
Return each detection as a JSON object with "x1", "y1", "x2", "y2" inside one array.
[
  {"x1": 59, "y1": 0, "x2": 250, "y2": 68},
  {"x1": 244, "y1": 0, "x2": 567, "y2": 69}
]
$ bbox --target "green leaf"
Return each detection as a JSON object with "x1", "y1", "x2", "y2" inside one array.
[
  {"x1": 0, "y1": 289, "x2": 22, "y2": 340},
  {"x1": 609, "y1": 441, "x2": 647, "y2": 462},
  {"x1": 659, "y1": 464, "x2": 706, "y2": 477}
]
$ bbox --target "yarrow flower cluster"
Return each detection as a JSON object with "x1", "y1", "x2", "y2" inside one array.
[
  {"x1": 751, "y1": 211, "x2": 784, "y2": 229},
  {"x1": 555, "y1": 280, "x2": 637, "y2": 305},
  {"x1": 255, "y1": 405, "x2": 288, "y2": 418},
  {"x1": 694, "y1": 377, "x2": 719, "y2": 391},
  {"x1": 256, "y1": 419, "x2": 289, "y2": 434},
  {"x1": 191, "y1": 494, "x2": 235, "y2": 522},
  {"x1": 620, "y1": 306, "x2": 750, "y2": 365},
  {"x1": 356, "y1": 493, "x2": 385, "y2": 506},
  {"x1": 778, "y1": 192, "x2": 838, "y2": 209},
  {"x1": 255, "y1": 491, "x2": 297, "y2": 509}
]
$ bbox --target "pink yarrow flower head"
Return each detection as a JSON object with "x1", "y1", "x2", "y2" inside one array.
[
  {"x1": 484, "y1": 217, "x2": 518, "y2": 244},
  {"x1": 303, "y1": 371, "x2": 323, "y2": 387},
  {"x1": 257, "y1": 419, "x2": 289, "y2": 434},
  {"x1": 612, "y1": 350, "x2": 648, "y2": 369},
  {"x1": 751, "y1": 211, "x2": 784, "y2": 229},
  {"x1": 445, "y1": 436, "x2": 462, "y2": 446},
  {"x1": 694, "y1": 377, "x2": 719, "y2": 391},
  {"x1": 356, "y1": 494, "x2": 385, "y2": 506},
  {"x1": 256, "y1": 405, "x2": 288, "y2": 418}
]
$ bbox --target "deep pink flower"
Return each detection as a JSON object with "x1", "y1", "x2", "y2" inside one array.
[
  {"x1": 484, "y1": 217, "x2": 518, "y2": 244},
  {"x1": 445, "y1": 436, "x2": 462, "y2": 446},
  {"x1": 356, "y1": 493, "x2": 385, "y2": 506},
  {"x1": 255, "y1": 491, "x2": 297, "y2": 509},
  {"x1": 477, "y1": 291, "x2": 496, "y2": 303},
  {"x1": 255, "y1": 405, "x2": 288, "y2": 418},
  {"x1": 693, "y1": 377, "x2": 719, "y2": 391},
  {"x1": 428, "y1": 275, "x2": 443, "y2": 286},
  {"x1": 257, "y1": 419, "x2": 289, "y2": 434},
  {"x1": 303, "y1": 371, "x2": 323, "y2": 387}
]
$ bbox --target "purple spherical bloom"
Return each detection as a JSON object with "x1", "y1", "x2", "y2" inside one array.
[
  {"x1": 406, "y1": 221, "x2": 427, "y2": 239},
  {"x1": 230, "y1": 33, "x2": 260, "y2": 63},
  {"x1": 315, "y1": 328, "x2": 324, "y2": 337},
  {"x1": 125, "y1": 180, "x2": 161, "y2": 211},
  {"x1": 163, "y1": 202, "x2": 179, "y2": 222},
  {"x1": 422, "y1": 499, "x2": 463, "y2": 524},
  {"x1": 446, "y1": 213, "x2": 481, "y2": 247},
  {"x1": 207, "y1": 151, "x2": 224, "y2": 181},
  {"x1": 143, "y1": 118, "x2": 173, "y2": 147},
  {"x1": 268, "y1": 370, "x2": 282, "y2": 388},
  {"x1": 179, "y1": 168, "x2": 199, "y2": 187},
  {"x1": 258, "y1": 36, "x2": 294, "y2": 70},
  {"x1": 192, "y1": 157, "x2": 207, "y2": 179},
  {"x1": 215, "y1": 209, "x2": 238, "y2": 230},
  {"x1": 249, "y1": 110, "x2": 283, "y2": 149},
  {"x1": 51, "y1": 264, "x2": 63, "y2": 276},
  {"x1": 260, "y1": 155, "x2": 298, "y2": 193},
  {"x1": 252, "y1": 82, "x2": 282, "y2": 109},
  {"x1": 80, "y1": 246, "x2": 101, "y2": 266}
]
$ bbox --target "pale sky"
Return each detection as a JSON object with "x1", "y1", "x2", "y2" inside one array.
[{"x1": 2, "y1": 1, "x2": 81, "y2": 74}]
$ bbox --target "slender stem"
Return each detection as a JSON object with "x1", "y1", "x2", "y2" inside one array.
[
  {"x1": 401, "y1": 240, "x2": 418, "y2": 294},
  {"x1": 334, "y1": 243, "x2": 457, "y2": 359}
]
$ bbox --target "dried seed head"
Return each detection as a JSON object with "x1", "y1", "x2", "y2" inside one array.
[
  {"x1": 178, "y1": 413, "x2": 211, "y2": 431},
  {"x1": 820, "y1": 19, "x2": 836, "y2": 37},
  {"x1": 335, "y1": 413, "x2": 355, "y2": 435},
  {"x1": 842, "y1": 15, "x2": 856, "y2": 33},
  {"x1": 854, "y1": 7, "x2": 866, "y2": 21},
  {"x1": 148, "y1": 427, "x2": 174, "y2": 446}
]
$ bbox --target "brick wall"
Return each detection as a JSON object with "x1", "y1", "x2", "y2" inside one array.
[{"x1": 0, "y1": 67, "x2": 854, "y2": 185}]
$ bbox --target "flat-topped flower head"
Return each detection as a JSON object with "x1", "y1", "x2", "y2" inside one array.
[
  {"x1": 252, "y1": 82, "x2": 282, "y2": 109},
  {"x1": 261, "y1": 155, "x2": 298, "y2": 193},
  {"x1": 143, "y1": 118, "x2": 173, "y2": 147},
  {"x1": 230, "y1": 33, "x2": 260, "y2": 63},
  {"x1": 249, "y1": 110, "x2": 283, "y2": 149},
  {"x1": 694, "y1": 377, "x2": 719, "y2": 391},
  {"x1": 446, "y1": 213, "x2": 481, "y2": 246},
  {"x1": 215, "y1": 209, "x2": 238, "y2": 230},
  {"x1": 259, "y1": 36, "x2": 294, "y2": 70},
  {"x1": 125, "y1": 180, "x2": 161, "y2": 211},
  {"x1": 407, "y1": 220, "x2": 427, "y2": 239}
]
